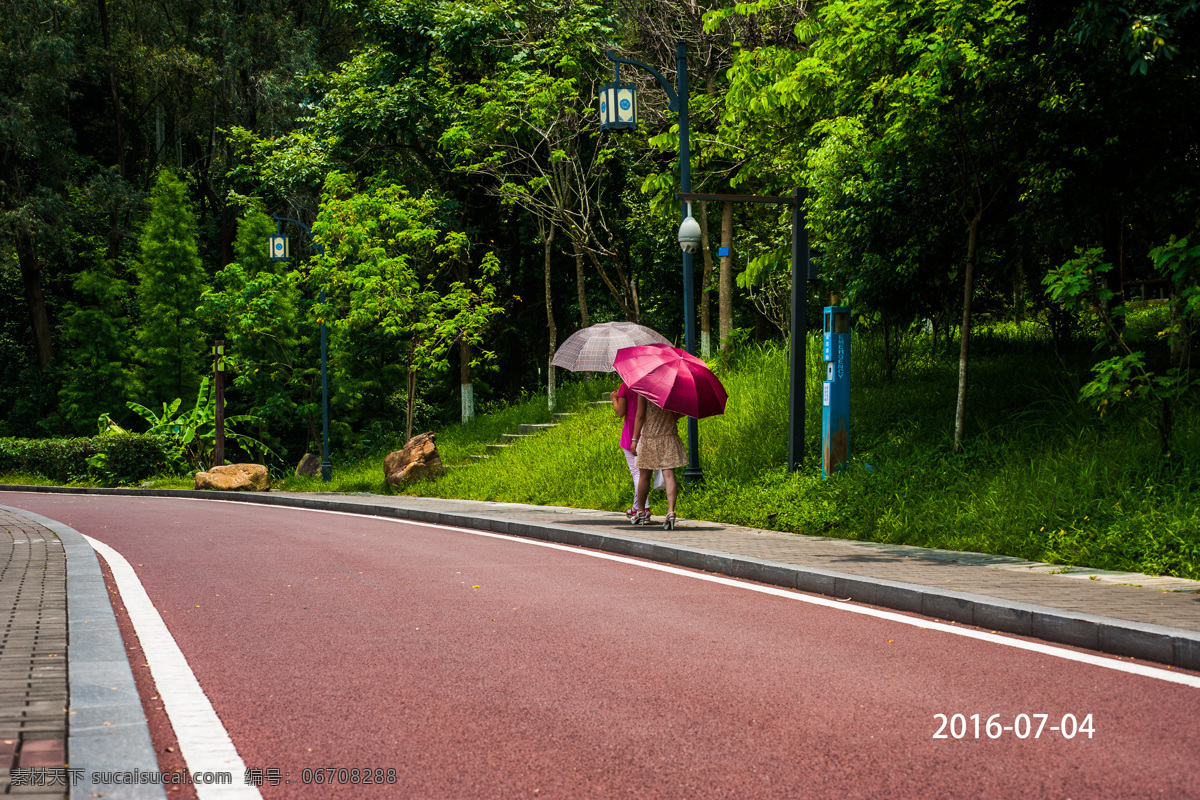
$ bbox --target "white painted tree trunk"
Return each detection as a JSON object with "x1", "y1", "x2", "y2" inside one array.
[{"x1": 461, "y1": 383, "x2": 474, "y2": 423}]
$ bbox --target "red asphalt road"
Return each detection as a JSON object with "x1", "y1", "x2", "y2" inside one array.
[{"x1": 6, "y1": 491, "x2": 1200, "y2": 799}]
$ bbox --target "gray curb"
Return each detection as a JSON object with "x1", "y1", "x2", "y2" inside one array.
[
  {"x1": 4, "y1": 485, "x2": 1200, "y2": 673},
  {"x1": 0, "y1": 503, "x2": 167, "y2": 800}
]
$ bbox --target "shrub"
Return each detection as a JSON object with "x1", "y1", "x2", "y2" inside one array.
[
  {"x1": 93, "y1": 434, "x2": 178, "y2": 483},
  {"x1": 0, "y1": 434, "x2": 175, "y2": 485}
]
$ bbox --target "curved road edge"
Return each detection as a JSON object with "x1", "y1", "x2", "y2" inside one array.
[
  {"x1": 0, "y1": 503, "x2": 166, "y2": 800},
  {"x1": 3, "y1": 484, "x2": 1198, "y2": 672}
]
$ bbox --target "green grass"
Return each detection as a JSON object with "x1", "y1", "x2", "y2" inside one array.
[
  {"x1": 277, "y1": 378, "x2": 617, "y2": 495},
  {"x1": 398, "y1": 324, "x2": 1200, "y2": 580},
  {"x1": 0, "y1": 472, "x2": 92, "y2": 487}
]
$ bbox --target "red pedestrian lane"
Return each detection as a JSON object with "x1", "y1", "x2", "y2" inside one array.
[{"x1": 8, "y1": 492, "x2": 1200, "y2": 799}]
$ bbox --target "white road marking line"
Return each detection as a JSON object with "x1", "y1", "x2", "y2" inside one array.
[
  {"x1": 199, "y1": 499, "x2": 1200, "y2": 690},
  {"x1": 65, "y1": 492, "x2": 1200, "y2": 690},
  {"x1": 85, "y1": 534, "x2": 262, "y2": 799}
]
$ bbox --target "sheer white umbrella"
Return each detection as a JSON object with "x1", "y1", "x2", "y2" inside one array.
[{"x1": 551, "y1": 322, "x2": 670, "y2": 372}]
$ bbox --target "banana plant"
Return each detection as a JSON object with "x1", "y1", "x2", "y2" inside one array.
[{"x1": 125, "y1": 377, "x2": 277, "y2": 470}]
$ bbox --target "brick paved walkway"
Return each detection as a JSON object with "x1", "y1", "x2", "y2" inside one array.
[{"x1": 0, "y1": 511, "x2": 67, "y2": 799}]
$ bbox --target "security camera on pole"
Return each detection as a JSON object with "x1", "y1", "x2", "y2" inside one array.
[{"x1": 678, "y1": 204, "x2": 702, "y2": 254}]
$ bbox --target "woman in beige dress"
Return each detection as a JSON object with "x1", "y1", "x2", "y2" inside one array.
[{"x1": 629, "y1": 394, "x2": 687, "y2": 529}]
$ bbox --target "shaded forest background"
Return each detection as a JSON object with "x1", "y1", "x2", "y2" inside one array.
[{"x1": 2, "y1": 0, "x2": 1197, "y2": 468}]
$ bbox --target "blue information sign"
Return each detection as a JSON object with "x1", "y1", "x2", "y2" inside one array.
[{"x1": 822, "y1": 306, "x2": 851, "y2": 477}]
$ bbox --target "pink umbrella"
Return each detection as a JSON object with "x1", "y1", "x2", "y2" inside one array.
[{"x1": 612, "y1": 344, "x2": 728, "y2": 419}]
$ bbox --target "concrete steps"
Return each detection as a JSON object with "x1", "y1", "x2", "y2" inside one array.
[
  {"x1": 462, "y1": 393, "x2": 609, "y2": 465},
  {"x1": 518, "y1": 423, "x2": 558, "y2": 435}
]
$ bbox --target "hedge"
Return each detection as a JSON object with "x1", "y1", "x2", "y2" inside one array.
[{"x1": 0, "y1": 433, "x2": 176, "y2": 485}]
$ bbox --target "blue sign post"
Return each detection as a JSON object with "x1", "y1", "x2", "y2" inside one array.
[{"x1": 822, "y1": 306, "x2": 851, "y2": 477}]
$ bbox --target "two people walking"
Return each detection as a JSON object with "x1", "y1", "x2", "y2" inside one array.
[
  {"x1": 613, "y1": 382, "x2": 685, "y2": 530},
  {"x1": 549, "y1": 322, "x2": 726, "y2": 533}
]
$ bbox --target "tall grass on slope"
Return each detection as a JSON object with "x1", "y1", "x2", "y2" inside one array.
[{"x1": 407, "y1": 328, "x2": 1200, "y2": 579}]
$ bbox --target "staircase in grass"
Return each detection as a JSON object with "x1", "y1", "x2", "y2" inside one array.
[{"x1": 466, "y1": 395, "x2": 612, "y2": 463}]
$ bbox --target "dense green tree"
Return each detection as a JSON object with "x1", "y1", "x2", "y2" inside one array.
[
  {"x1": 134, "y1": 168, "x2": 209, "y2": 405},
  {"x1": 716, "y1": 0, "x2": 1041, "y2": 447},
  {"x1": 203, "y1": 209, "x2": 305, "y2": 457},
  {"x1": 310, "y1": 172, "x2": 505, "y2": 440},
  {"x1": 57, "y1": 247, "x2": 134, "y2": 433},
  {"x1": 0, "y1": 0, "x2": 84, "y2": 369}
]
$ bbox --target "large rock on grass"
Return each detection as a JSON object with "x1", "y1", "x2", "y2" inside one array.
[
  {"x1": 296, "y1": 453, "x2": 321, "y2": 478},
  {"x1": 385, "y1": 432, "x2": 444, "y2": 488},
  {"x1": 195, "y1": 463, "x2": 271, "y2": 491}
]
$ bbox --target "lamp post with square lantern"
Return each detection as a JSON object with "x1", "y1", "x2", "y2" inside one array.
[
  {"x1": 269, "y1": 215, "x2": 331, "y2": 482},
  {"x1": 600, "y1": 41, "x2": 704, "y2": 483}
]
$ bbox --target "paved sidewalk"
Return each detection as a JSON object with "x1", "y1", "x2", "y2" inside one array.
[
  {"x1": 0, "y1": 510, "x2": 67, "y2": 799},
  {"x1": 0, "y1": 504, "x2": 163, "y2": 800}
]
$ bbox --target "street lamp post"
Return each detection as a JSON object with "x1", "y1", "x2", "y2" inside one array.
[
  {"x1": 602, "y1": 41, "x2": 703, "y2": 483},
  {"x1": 676, "y1": 190, "x2": 816, "y2": 472},
  {"x1": 269, "y1": 215, "x2": 331, "y2": 482}
]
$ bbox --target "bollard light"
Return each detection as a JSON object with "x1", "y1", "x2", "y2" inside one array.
[{"x1": 822, "y1": 305, "x2": 851, "y2": 478}]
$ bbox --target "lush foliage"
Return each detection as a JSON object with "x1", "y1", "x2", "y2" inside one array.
[
  {"x1": 0, "y1": 434, "x2": 174, "y2": 484},
  {"x1": 135, "y1": 168, "x2": 209, "y2": 405},
  {"x1": 118, "y1": 376, "x2": 273, "y2": 470},
  {"x1": 2, "y1": 0, "x2": 1198, "y2": 574},
  {"x1": 1045, "y1": 237, "x2": 1200, "y2": 453}
]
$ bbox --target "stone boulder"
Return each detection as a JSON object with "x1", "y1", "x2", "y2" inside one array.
[
  {"x1": 385, "y1": 432, "x2": 444, "y2": 488},
  {"x1": 195, "y1": 463, "x2": 271, "y2": 491},
  {"x1": 296, "y1": 453, "x2": 321, "y2": 478}
]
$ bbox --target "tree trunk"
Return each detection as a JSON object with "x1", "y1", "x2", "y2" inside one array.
[
  {"x1": 572, "y1": 236, "x2": 589, "y2": 328},
  {"x1": 883, "y1": 321, "x2": 893, "y2": 382},
  {"x1": 698, "y1": 201, "x2": 714, "y2": 357},
  {"x1": 719, "y1": 201, "x2": 734, "y2": 353},
  {"x1": 457, "y1": 257, "x2": 473, "y2": 422},
  {"x1": 460, "y1": 338, "x2": 473, "y2": 422},
  {"x1": 405, "y1": 342, "x2": 416, "y2": 442},
  {"x1": 1157, "y1": 398, "x2": 1173, "y2": 457},
  {"x1": 953, "y1": 213, "x2": 981, "y2": 453},
  {"x1": 17, "y1": 232, "x2": 53, "y2": 368},
  {"x1": 1101, "y1": 205, "x2": 1125, "y2": 331},
  {"x1": 545, "y1": 223, "x2": 557, "y2": 411},
  {"x1": 97, "y1": 0, "x2": 125, "y2": 177},
  {"x1": 156, "y1": 104, "x2": 165, "y2": 162},
  {"x1": 98, "y1": 0, "x2": 126, "y2": 259}
]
